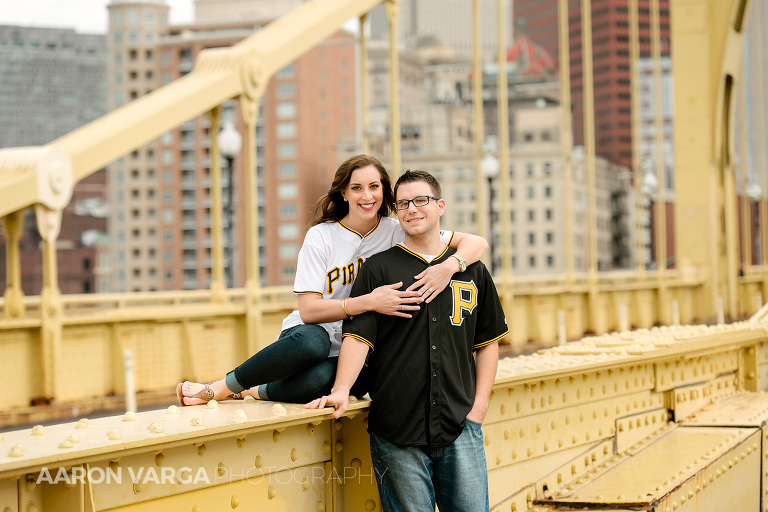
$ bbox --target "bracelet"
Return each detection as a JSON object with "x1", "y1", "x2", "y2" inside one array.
[{"x1": 341, "y1": 298, "x2": 352, "y2": 319}]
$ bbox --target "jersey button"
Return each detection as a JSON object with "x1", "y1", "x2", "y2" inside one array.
[
  {"x1": 431, "y1": 344, "x2": 437, "y2": 350},
  {"x1": 432, "y1": 317, "x2": 437, "y2": 322},
  {"x1": 432, "y1": 371, "x2": 437, "y2": 377},
  {"x1": 431, "y1": 400, "x2": 437, "y2": 405}
]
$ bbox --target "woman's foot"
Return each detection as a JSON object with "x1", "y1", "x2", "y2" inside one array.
[{"x1": 179, "y1": 379, "x2": 239, "y2": 406}]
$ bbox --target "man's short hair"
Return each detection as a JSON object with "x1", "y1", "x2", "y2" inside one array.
[{"x1": 394, "y1": 169, "x2": 442, "y2": 198}]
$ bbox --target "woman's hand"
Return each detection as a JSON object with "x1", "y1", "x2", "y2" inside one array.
[
  {"x1": 367, "y1": 282, "x2": 422, "y2": 318},
  {"x1": 406, "y1": 259, "x2": 456, "y2": 303}
]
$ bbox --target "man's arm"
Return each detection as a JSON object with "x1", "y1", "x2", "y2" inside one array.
[
  {"x1": 304, "y1": 336, "x2": 369, "y2": 418},
  {"x1": 466, "y1": 342, "x2": 499, "y2": 423}
]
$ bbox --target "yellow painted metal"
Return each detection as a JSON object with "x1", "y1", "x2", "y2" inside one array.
[
  {"x1": 629, "y1": 0, "x2": 645, "y2": 279},
  {"x1": 386, "y1": 0, "x2": 401, "y2": 178},
  {"x1": 672, "y1": 0, "x2": 751, "y2": 321},
  {"x1": 2, "y1": 317, "x2": 768, "y2": 511},
  {"x1": 241, "y1": 97, "x2": 266, "y2": 358},
  {"x1": 2, "y1": 210, "x2": 25, "y2": 319},
  {"x1": 579, "y1": 0, "x2": 600, "y2": 330},
  {"x1": 472, "y1": 0, "x2": 487, "y2": 251},
  {"x1": 650, "y1": 0, "x2": 671, "y2": 324},
  {"x1": 497, "y1": 0, "x2": 513, "y2": 306},
  {"x1": 665, "y1": 374, "x2": 738, "y2": 421},
  {"x1": 754, "y1": 0, "x2": 768, "y2": 305},
  {"x1": 207, "y1": 106, "x2": 226, "y2": 303},
  {"x1": 540, "y1": 426, "x2": 760, "y2": 510},
  {"x1": 359, "y1": 13, "x2": 369, "y2": 155},
  {"x1": 557, "y1": 0, "x2": 575, "y2": 285}
]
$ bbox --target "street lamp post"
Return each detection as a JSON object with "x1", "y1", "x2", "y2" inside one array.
[
  {"x1": 482, "y1": 151, "x2": 501, "y2": 274},
  {"x1": 219, "y1": 121, "x2": 242, "y2": 288},
  {"x1": 641, "y1": 161, "x2": 658, "y2": 269},
  {"x1": 748, "y1": 181, "x2": 763, "y2": 266}
]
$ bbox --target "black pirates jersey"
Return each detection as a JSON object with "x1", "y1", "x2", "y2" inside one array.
[{"x1": 343, "y1": 244, "x2": 508, "y2": 447}]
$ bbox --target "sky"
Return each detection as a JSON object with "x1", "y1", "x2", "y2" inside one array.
[{"x1": 0, "y1": 0, "x2": 193, "y2": 34}]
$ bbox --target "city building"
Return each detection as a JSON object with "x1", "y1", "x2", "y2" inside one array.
[
  {"x1": 368, "y1": 0, "x2": 511, "y2": 60},
  {"x1": 106, "y1": 0, "x2": 357, "y2": 291},
  {"x1": 0, "y1": 25, "x2": 109, "y2": 294},
  {"x1": 513, "y1": 0, "x2": 671, "y2": 169}
]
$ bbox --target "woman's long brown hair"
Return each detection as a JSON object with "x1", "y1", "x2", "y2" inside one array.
[{"x1": 310, "y1": 154, "x2": 395, "y2": 226}]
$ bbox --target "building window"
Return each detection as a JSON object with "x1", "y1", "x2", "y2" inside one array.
[
  {"x1": 163, "y1": 210, "x2": 174, "y2": 224},
  {"x1": 544, "y1": 186, "x2": 552, "y2": 198},
  {"x1": 529, "y1": 255, "x2": 536, "y2": 268},
  {"x1": 279, "y1": 244, "x2": 299, "y2": 259},
  {"x1": 277, "y1": 64, "x2": 295, "y2": 77},
  {"x1": 528, "y1": 233, "x2": 535, "y2": 245},
  {"x1": 526, "y1": 163, "x2": 534, "y2": 177},
  {"x1": 510, "y1": 188, "x2": 515, "y2": 199},
  {"x1": 527, "y1": 186, "x2": 534, "y2": 199},
  {"x1": 278, "y1": 143, "x2": 297, "y2": 158},
  {"x1": 524, "y1": 132, "x2": 534, "y2": 142},
  {"x1": 277, "y1": 123, "x2": 297, "y2": 139},
  {"x1": 543, "y1": 162, "x2": 552, "y2": 176},
  {"x1": 545, "y1": 209, "x2": 553, "y2": 221},
  {"x1": 280, "y1": 204, "x2": 297, "y2": 217},
  {"x1": 278, "y1": 183, "x2": 298, "y2": 199},
  {"x1": 527, "y1": 210, "x2": 535, "y2": 221},
  {"x1": 276, "y1": 83, "x2": 295, "y2": 98},
  {"x1": 279, "y1": 223, "x2": 299, "y2": 239},
  {"x1": 280, "y1": 266, "x2": 297, "y2": 280},
  {"x1": 546, "y1": 232, "x2": 554, "y2": 244},
  {"x1": 510, "y1": 210, "x2": 515, "y2": 222},
  {"x1": 276, "y1": 103, "x2": 296, "y2": 119},
  {"x1": 546, "y1": 255, "x2": 554, "y2": 267},
  {"x1": 278, "y1": 164, "x2": 297, "y2": 178}
]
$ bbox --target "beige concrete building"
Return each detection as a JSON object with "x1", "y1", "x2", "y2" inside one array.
[
  {"x1": 365, "y1": 101, "x2": 636, "y2": 277},
  {"x1": 107, "y1": 0, "x2": 169, "y2": 292},
  {"x1": 107, "y1": 0, "x2": 357, "y2": 291},
  {"x1": 368, "y1": 0, "x2": 511, "y2": 60}
]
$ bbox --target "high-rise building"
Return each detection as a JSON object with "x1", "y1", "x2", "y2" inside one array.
[
  {"x1": 369, "y1": 0, "x2": 511, "y2": 60},
  {"x1": 107, "y1": 0, "x2": 357, "y2": 291},
  {"x1": 106, "y1": 1, "x2": 169, "y2": 292},
  {"x1": 0, "y1": 26, "x2": 106, "y2": 148},
  {"x1": 0, "y1": 25, "x2": 109, "y2": 295},
  {"x1": 513, "y1": 0, "x2": 671, "y2": 169}
]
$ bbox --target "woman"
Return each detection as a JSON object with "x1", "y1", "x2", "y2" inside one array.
[{"x1": 178, "y1": 154, "x2": 487, "y2": 405}]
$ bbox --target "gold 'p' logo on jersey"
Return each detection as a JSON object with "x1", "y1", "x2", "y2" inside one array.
[{"x1": 450, "y1": 280, "x2": 477, "y2": 326}]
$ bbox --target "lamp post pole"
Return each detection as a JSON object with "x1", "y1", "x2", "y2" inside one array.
[
  {"x1": 641, "y1": 161, "x2": 658, "y2": 270},
  {"x1": 219, "y1": 121, "x2": 242, "y2": 288},
  {"x1": 482, "y1": 151, "x2": 501, "y2": 275},
  {"x1": 749, "y1": 182, "x2": 763, "y2": 268}
]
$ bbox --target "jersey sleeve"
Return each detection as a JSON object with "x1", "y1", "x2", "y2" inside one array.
[
  {"x1": 293, "y1": 228, "x2": 328, "y2": 296},
  {"x1": 473, "y1": 264, "x2": 509, "y2": 350},
  {"x1": 341, "y1": 263, "x2": 380, "y2": 351}
]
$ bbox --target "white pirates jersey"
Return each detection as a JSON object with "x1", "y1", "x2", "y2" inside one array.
[{"x1": 280, "y1": 216, "x2": 454, "y2": 356}]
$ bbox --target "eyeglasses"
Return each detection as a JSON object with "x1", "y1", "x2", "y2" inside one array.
[{"x1": 394, "y1": 195, "x2": 440, "y2": 211}]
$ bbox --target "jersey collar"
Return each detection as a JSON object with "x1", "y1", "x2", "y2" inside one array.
[
  {"x1": 338, "y1": 216, "x2": 382, "y2": 239},
  {"x1": 395, "y1": 243, "x2": 452, "y2": 264}
]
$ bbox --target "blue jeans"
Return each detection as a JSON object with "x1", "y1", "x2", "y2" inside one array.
[
  {"x1": 369, "y1": 419, "x2": 489, "y2": 512},
  {"x1": 225, "y1": 324, "x2": 368, "y2": 403}
]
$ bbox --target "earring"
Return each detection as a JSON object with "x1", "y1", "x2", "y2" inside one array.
[{"x1": 343, "y1": 197, "x2": 347, "y2": 202}]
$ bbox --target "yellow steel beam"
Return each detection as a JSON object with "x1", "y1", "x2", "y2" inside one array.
[{"x1": 672, "y1": 0, "x2": 751, "y2": 322}]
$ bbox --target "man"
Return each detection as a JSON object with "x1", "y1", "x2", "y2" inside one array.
[{"x1": 306, "y1": 170, "x2": 508, "y2": 512}]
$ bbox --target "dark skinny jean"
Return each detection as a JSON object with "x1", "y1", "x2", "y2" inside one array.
[{"x1": 224, "y1": 324, "x2": 368, "y2": 403}]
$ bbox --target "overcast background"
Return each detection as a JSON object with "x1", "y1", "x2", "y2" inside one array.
[{"x1": 0, "y1": 0, "x2": 194, "y2": 33}]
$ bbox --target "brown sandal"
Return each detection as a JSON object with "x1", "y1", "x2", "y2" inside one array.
[{"x1": 176, "y1": 382, "x2": 242, "y2": 406}]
